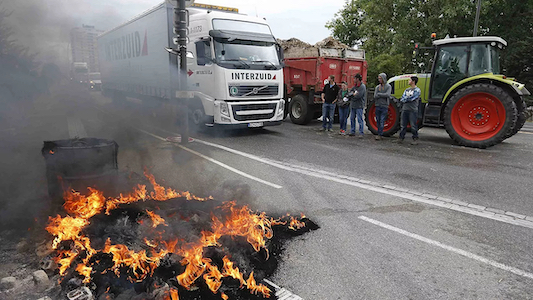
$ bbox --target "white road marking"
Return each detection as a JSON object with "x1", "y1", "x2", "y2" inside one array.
[
  {"x1": 190, "y1": 138, "x2": 533, "y2": 230},
  {"x1": 263, "y1": 279, "x2": 304, "y2": 300},
  {"x1": 136, "y1": 129, "x2": 283, "y2": 189},
  {"x1": 358, "y1": 216, "x2": 533, "y2": 280},
  {"x1": 67, "y1": 117, "x2": 88, "y2": 138}
]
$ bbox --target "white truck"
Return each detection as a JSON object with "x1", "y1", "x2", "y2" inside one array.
[{"x1": 97, "y1": 3, "x2": 285, "y2": 129}]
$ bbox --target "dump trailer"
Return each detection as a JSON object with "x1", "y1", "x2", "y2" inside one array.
[
  {"x1": 283, "y1": 47, "x2": 367, "y2": 124},
  {"x1": 97, "y1": 3, "x2": 285, "y2": 130},
  {"x1": 365, "y1": 36, "x2": 530, "y2": 148}
]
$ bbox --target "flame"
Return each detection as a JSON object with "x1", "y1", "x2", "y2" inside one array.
[
  {"x1": 44, "y1": 172, "x2": 303, "y2": 298},
  {"x1": 162, "y1": 287, "x2": 179, "y2": 300},
  {"x1": 49, "y1": 150, "x2": 55, "y2": 154},
  {"x1": 146, "y1": 210, "x2": 168, "y2": 228},
  {"x1": 246, "y1": 272, "x2": 271, "y2": 297}
]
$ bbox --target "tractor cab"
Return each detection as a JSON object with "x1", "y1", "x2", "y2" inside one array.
[{"x1": 430, "y1": 36, "x2": 506, "y2": 100}]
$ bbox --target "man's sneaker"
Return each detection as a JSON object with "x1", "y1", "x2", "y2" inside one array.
[
  {"x1": 339, "y1": 129, "x2": 345, "y2": 135},
  {"x1": 358, "y1": 134, "x2": 364, "y2": 139},
  {"x1": 392, "y1": 138, "x2": 404, "y2": 143},
  {"x1": 411, "y1": 139, "x2": 419, "y2": 145},
  {"x1": 327, "y1": 128, "x2": 332, "y2": 132},
  {"x1": 349, "y1": 133, "x2": 356, "y2": 136},
  {"x1": 374, "y1": 135, "x2": 382, "y2": 140},
  {"x1": 319, "y1": 127, "x2": 326, "y2": 131}
]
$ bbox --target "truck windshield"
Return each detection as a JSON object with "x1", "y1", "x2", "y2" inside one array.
[{"x1": 214, "y1": 40, "x2": 281, "y2": 70}]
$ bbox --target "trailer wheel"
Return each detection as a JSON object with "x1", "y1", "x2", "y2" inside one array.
[
  {"x1": 365, "y1": 99, "x2": 400, "y2": 137},
  {"x1": 289, "y1": 94, "x2": 311, "y2": 125},
  {"x1": 505, "y1": 98, "x2": 527, "y2": 139},
  {"x1": 444, "y1": 83, "x2": 517, "y2": 148}
]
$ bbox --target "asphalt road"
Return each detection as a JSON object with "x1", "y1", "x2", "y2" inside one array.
[{"x1": 1, "y1": 84, "x2": 532, "y2": 299}]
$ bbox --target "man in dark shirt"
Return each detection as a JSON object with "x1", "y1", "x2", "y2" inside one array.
[{"x1": 321, "y1": 75, "x2": 340, "y2": 131}]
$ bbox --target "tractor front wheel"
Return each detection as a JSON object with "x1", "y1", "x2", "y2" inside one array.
[
  {"x1": 365, "y1": 99, "x2": 401, "y2": 137},
  {"x1": 444, "y1": 83, "x2": 517, "y2": 148}
]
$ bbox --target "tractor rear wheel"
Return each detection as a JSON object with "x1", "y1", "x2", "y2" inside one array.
[
  {"x1": 289, "y1": 94, "x2": 312, "y2": 125},
  {"x1": 505, "y1": 98, "x2": 527, "y2": 139},
  {"x1": 365, "y1": 99, "x2": 401, "y2": 137},
  {"x1": 444, "y1": 83, "x2": 517, "y2": 148}
]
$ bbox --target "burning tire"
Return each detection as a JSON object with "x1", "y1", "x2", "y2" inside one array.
[
  {"x1": 364, "y1": 98, "x2": 401, "y2": 137},
  {"x1": 289, "y1": 94, "x2": 312, "y2": 124},
  {"x1": 444, "y1": 83, "x2": 517, "y2": 148}
]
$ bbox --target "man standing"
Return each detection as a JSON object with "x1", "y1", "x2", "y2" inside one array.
[
  {"x1": 396, "y1": 76, "x2": 421, "y2": 144},
  {"x1": 337, "y1": 81, "x2": 350, "y2": 135},
  {"x1": 321, "y1": 75, "x2": 339, "y2": 131},
  {"x1": 348, "y1": 73, "x2": 366, "y2": 138},
  {"x1": 373, "y1": 73, "x2": 391, "y2": 140}
]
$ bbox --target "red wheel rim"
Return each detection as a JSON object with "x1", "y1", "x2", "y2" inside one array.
[
  {"x1": 450, "y1": 92, "x2": 506, "y2": 141},
  {"x1": 369, "y1": 103, "x2": 398, "y2": 132}
]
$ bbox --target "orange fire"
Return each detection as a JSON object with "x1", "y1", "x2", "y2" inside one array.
[{"x1": 44, "y1": 171, "x2": 305, "y2": 298}]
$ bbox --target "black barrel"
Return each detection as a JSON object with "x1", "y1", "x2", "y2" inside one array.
[{"x1": 42, "y1": 138, "x2": 118, "y2": 200}]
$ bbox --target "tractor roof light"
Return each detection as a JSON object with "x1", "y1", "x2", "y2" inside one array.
[{"x1": 431, "y1": 33, "x2": 437, "y2": 39}]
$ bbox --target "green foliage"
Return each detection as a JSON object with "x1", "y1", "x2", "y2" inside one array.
[
  {"x1": 366, "y1": 53, "x2": 404, "y2": 88},
  {"x1": 327, "y1": 0, "x2": 533, "y2": 95}
]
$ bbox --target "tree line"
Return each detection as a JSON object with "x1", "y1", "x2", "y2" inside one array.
[{"x1": 326, "y1": 0, "x2": 533, "y2": 102}]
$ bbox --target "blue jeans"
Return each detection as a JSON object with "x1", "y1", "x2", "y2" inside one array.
[
  {"x1": 338, "y1": 105, "x2": 350, "y2": 131},
  {"x1": 399, "y1": 110, "x2": 419, "y2": 139},
  {"x1": 375, "y1": 106, "x2": 388, "y2": 136},
  {"x1": 322, "y1": 103, "x2": 335, "y2": 129},
  {"x1": 350, "y1": 107, "x2": 364, "y2": 135}
]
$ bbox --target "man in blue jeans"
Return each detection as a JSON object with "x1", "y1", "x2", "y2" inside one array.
[
  {"x1": 348, "y1": 73, "x2": 366, "y2": 137},
  {"x1": 321, "y1": 75, "x2": 339, "y2": 131},
  {"x1": 395, "y1": 76, "x2": 421, "y2": 145},
  {"x1": 373, "y1": 73, "x2": 391, "y2": 140}
]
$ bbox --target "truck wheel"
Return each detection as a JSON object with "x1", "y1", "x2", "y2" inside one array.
[
  {"x1": 289, "y1": 94, "x2": 311, "y2": 125},
  {"x1": 365, "y1": 99, "x2": 400, "y2": 137},
  {"x1": 444, "y1": 83, "x2": 517, "y2": 148},
  {"x1": 505, "y1": 98, "x2": 527, "y2": 139},
  {"x1": 188, "y1": 102, "x2": 206, "y2": 132}
]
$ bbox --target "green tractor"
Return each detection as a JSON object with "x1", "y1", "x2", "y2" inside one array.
[{"x1": 365, "y1": 36, "x2": 530, "y2": 148}]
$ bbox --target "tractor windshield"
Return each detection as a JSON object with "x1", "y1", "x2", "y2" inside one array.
[
  {"x1": 469, "y1": 44, "x2": 502, "y2": 76},
  {"x1": 431, "y1": 43, "x2": 502, "y2": 98}
]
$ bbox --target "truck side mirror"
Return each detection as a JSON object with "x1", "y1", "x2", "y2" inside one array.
[{"x1": 276, "y1": 44, "x2": 285, "y2": 67}]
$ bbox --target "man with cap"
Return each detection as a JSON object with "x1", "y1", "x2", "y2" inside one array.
[{"x1": 373, "y1": 73, "x2": 392, "y2": 140}]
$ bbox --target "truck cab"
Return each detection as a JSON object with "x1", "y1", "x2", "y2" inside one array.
[{"x1": 186, "y1": 5, "x2": 285, "y2": 128}]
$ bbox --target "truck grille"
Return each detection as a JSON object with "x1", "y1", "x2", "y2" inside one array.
[
  {"x1": 229, "y1": 85, "x2": 279, "y2": 97},
  {"x1": 232, "y1": 103, "x2": 277, "y2": 121}
]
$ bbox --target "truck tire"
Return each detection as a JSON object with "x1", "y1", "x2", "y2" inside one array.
[
  {"x1": 188, "y1": 102, "x2": 206, "y2": 132},
  {"x1": 289, "y1": 94, "x2": 312, "y2": 125},
  {"x1": 505, "y1": 98, "x2": 527, "y2": 139},
  {"x1": 444, "y1": 83, "x2": 517, "y2": 148},
  {"x1": 365, "y1": 99, "x2": 401, "y2": 137}
]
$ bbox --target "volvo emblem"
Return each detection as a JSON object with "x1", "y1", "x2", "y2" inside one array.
[{"x1": 252, "y1": 87, "x2": 259, "y2": 94}]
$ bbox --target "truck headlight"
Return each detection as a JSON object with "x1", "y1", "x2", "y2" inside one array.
[
  {"x1": 277, "y1": 100, "x2": 285, "y2": 115},
  {"x1": 220, "y1": 102, "x2": 230, "y2": 117}
]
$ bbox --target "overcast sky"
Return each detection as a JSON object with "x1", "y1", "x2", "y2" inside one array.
[
  {"x1": 77, "y1": 0, "x2": 347, "y2": 44},
  {"x1": 3, "y1": 0, "x2": 346, "y2": 67}
]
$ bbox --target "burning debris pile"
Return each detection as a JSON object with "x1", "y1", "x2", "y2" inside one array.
[{"x1": 40, "y1": 171, "x2": 318, "y2": 300}]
